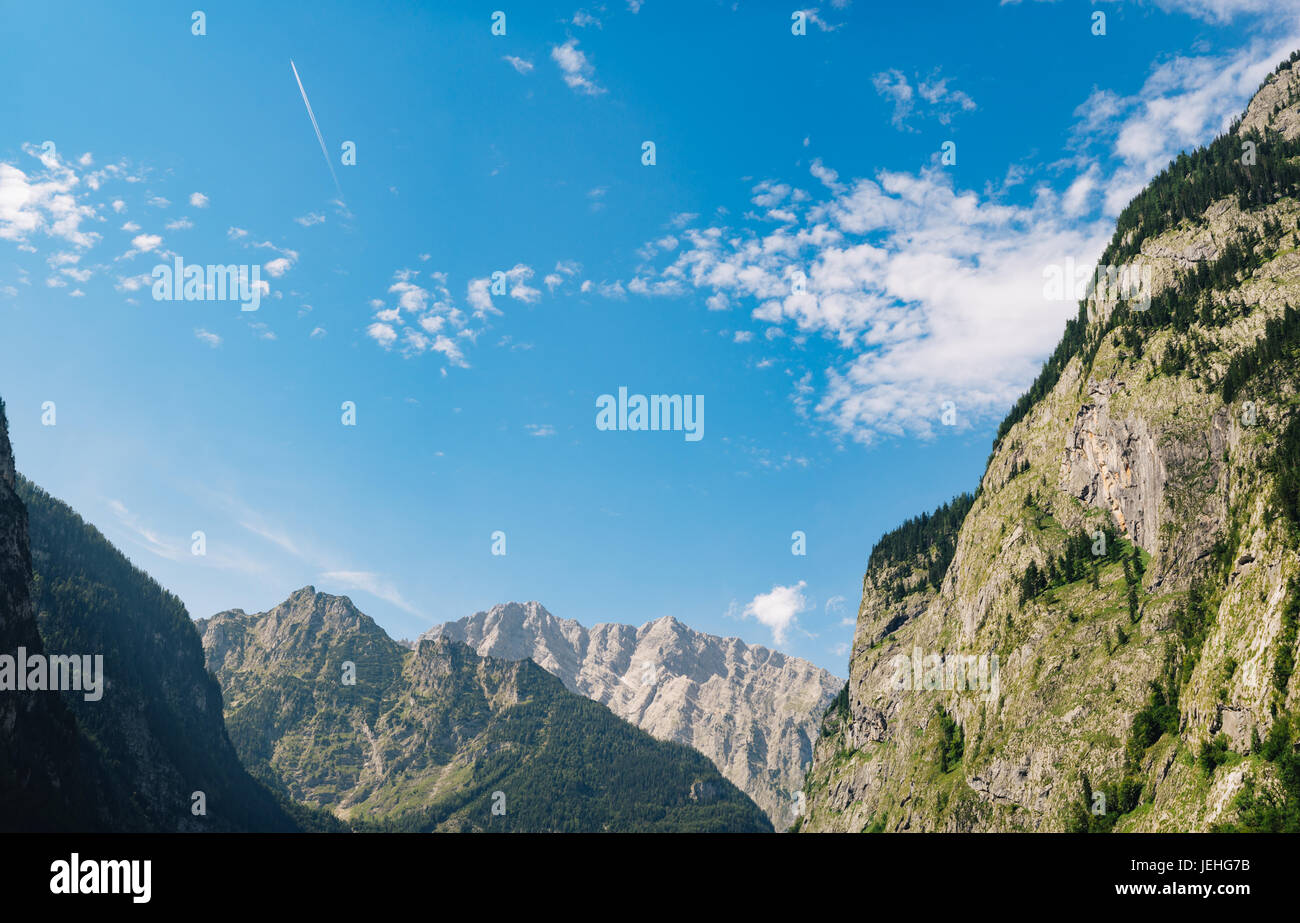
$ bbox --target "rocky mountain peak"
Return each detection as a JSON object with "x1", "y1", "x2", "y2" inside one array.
[
  {"x1": 197, "y1": 591, "x2": 771, "y2": 831},
  {"x1": 424, "y1": 603, "x2": 841, "y2": 828},
  {"x1": 1238, "y1": 53, "x2": 1300, "y2": 140}
]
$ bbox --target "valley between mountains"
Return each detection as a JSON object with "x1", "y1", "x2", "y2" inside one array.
[{"x1": 6, "y1": 52, "x2": 1300, "y2": 835}]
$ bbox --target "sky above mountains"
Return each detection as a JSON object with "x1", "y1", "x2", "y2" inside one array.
[{"x1": 2, "y1": 0, "x2": 1298, "y2": 670}]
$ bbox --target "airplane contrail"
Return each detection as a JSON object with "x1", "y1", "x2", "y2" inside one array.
[{"x1": 290, "y1": 59, "x2": 343, "y2": 198}]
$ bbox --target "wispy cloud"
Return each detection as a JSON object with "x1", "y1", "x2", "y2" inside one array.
[
  {"x1": 319, "y1": 570, "x2": 423, "y2": 617},
  {"x1": 551, "y1": 38, "x2": 605, "y2": 96},
  {"x1": 107, "y1": 499, "x2": 186, "y2": 561},
  {"x1": 872, "y1": 68, "x2": 976, "y2": 130}
]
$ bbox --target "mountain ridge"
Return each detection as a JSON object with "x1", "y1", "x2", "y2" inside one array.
[
  {"x1": 199, "y1": 587, "x2": 774, "y2": 832},
  {"x1": 422, "y1": 599, "x2": 842, "y2": 828}
]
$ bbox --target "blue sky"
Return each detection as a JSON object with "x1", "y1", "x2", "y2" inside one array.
[{"x1": 2, "y1": 0, "x2": 1298, "y2": 672}]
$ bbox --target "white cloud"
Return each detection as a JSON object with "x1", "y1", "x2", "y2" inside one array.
[
  {"x1": 504, "y1": 55, "x2": 534, "y2": 74},
  {"x1": 545, "y1": 259, "x2": 581, "y2": 291},
  {"x1": 366, "y1": 322, "x2": 398, "y2": 347},
  {"x1": 629, "y1": 38, "x2": 1300, "y2": 445},
  {"x1": 797, "y1": 8, "x2": 844, "y2": 31},
  {"x1": 429, "y1": 334, "x2": 467, "y2": 366},
  {"x1": 551, "y1": 38, "x2": 605, "y2": 96},
  {"x1": 189, "y1": 192, "x2": 209, "y2": 208},
  {"x1": 810, "y1": 158, "x2": 845, "y2": 193},
  {"x1": 1069, "y1": 35, "x2": 1299, "y2": 216},
  {"x1": 263, "y1": 257, "x2": 292, "y2": 277},
  {"x1": 127, "y1": 233, "x2": 163, "y2": 256},
  {"x1": 294, "y1": 211, "x2": 325, "y2": 226},
  {"x1": 1159, "y1": 0, "x2": 1300, "y2": 18},
  {"x1": 115, "y1": 272, "x2": 151, "y2": 292},
  {"x1": 467, "y1": 264, "x2": 540, "y2": 318},
  {"x1": 368, "y1": 268, "x2": 475, "y2": 366},
  {"x1": 525, "y1": 423, "x2": 557, "y2": 437},
  {"x1": 466, "y1": 278, "x2": 496, "y2": 317},
  {"x1": 1003, "y1": 0, "x2": 1300, "y2": 24},
  {"x1": 735, "y1": 581, "x2": 808, "y2": 646},
  {"x1": 505, "y1": 264, "x2": 540, "y2": 303},
  {"x1": 195, "y1": 328, "x2": 222, "y2": 348},
  {"x1": 873, "y1": 69, "x2": 976, "y2": 130},
  {"x1": 165, "y1": 217, "x2": 194, "y2": 230},
  {"x1": 0, "y1": 145, "x2": 101, "y2": 248}
]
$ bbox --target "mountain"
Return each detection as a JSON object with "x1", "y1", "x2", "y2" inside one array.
[
  {"x1": 0, "y1": 395, "x2": 297, "y2": 831},
  {"x1": 422, "y1": 602, "x2": 841, "y2": 828},
  {"x1": 0, "y1": 398, "x2": 95, "y2": 831},
  {"x1": 15, "y1": 476, "x2": 300, "y2": 831},
  {"x1": 198, "y1": 588, "x2": 773, "y2": 832},
  {"x1": 800, "y1": 53, "x2": 1300, "y2": 833}
]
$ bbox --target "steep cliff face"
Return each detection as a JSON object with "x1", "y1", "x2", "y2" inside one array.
[
  {"x1": 0, "y1": 399, "x2": 92, "y2": 831},
  {"x1": 16, "y1": 477, "x2": 299, "y2": 832},
  {"x1": 424, "y1": 601, "x2": 842, "y2": 828},
  {"x1": 801, "y1": 55, "x2": 1300, "y2": 833},
  {"x1": 200, "y1": 589, "x2": 773, "y2": 832},
  {"x1": 2, "y1": 397, "x2": 297, "y2": 831}
]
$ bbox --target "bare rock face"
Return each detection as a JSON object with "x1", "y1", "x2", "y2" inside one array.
[
  {"x1": 1062, "y1": 379, "x2": 1163, "y2": 551},
  {"x1": 1239, "y1": 60, "x2": 1300, "y2": 141},
  {"x1": 423, "y1": 602, "x2": 842, "y2": 828},
  {"x1": 1062, "y1": 377, "x2": 1231, "y2": 580}
]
